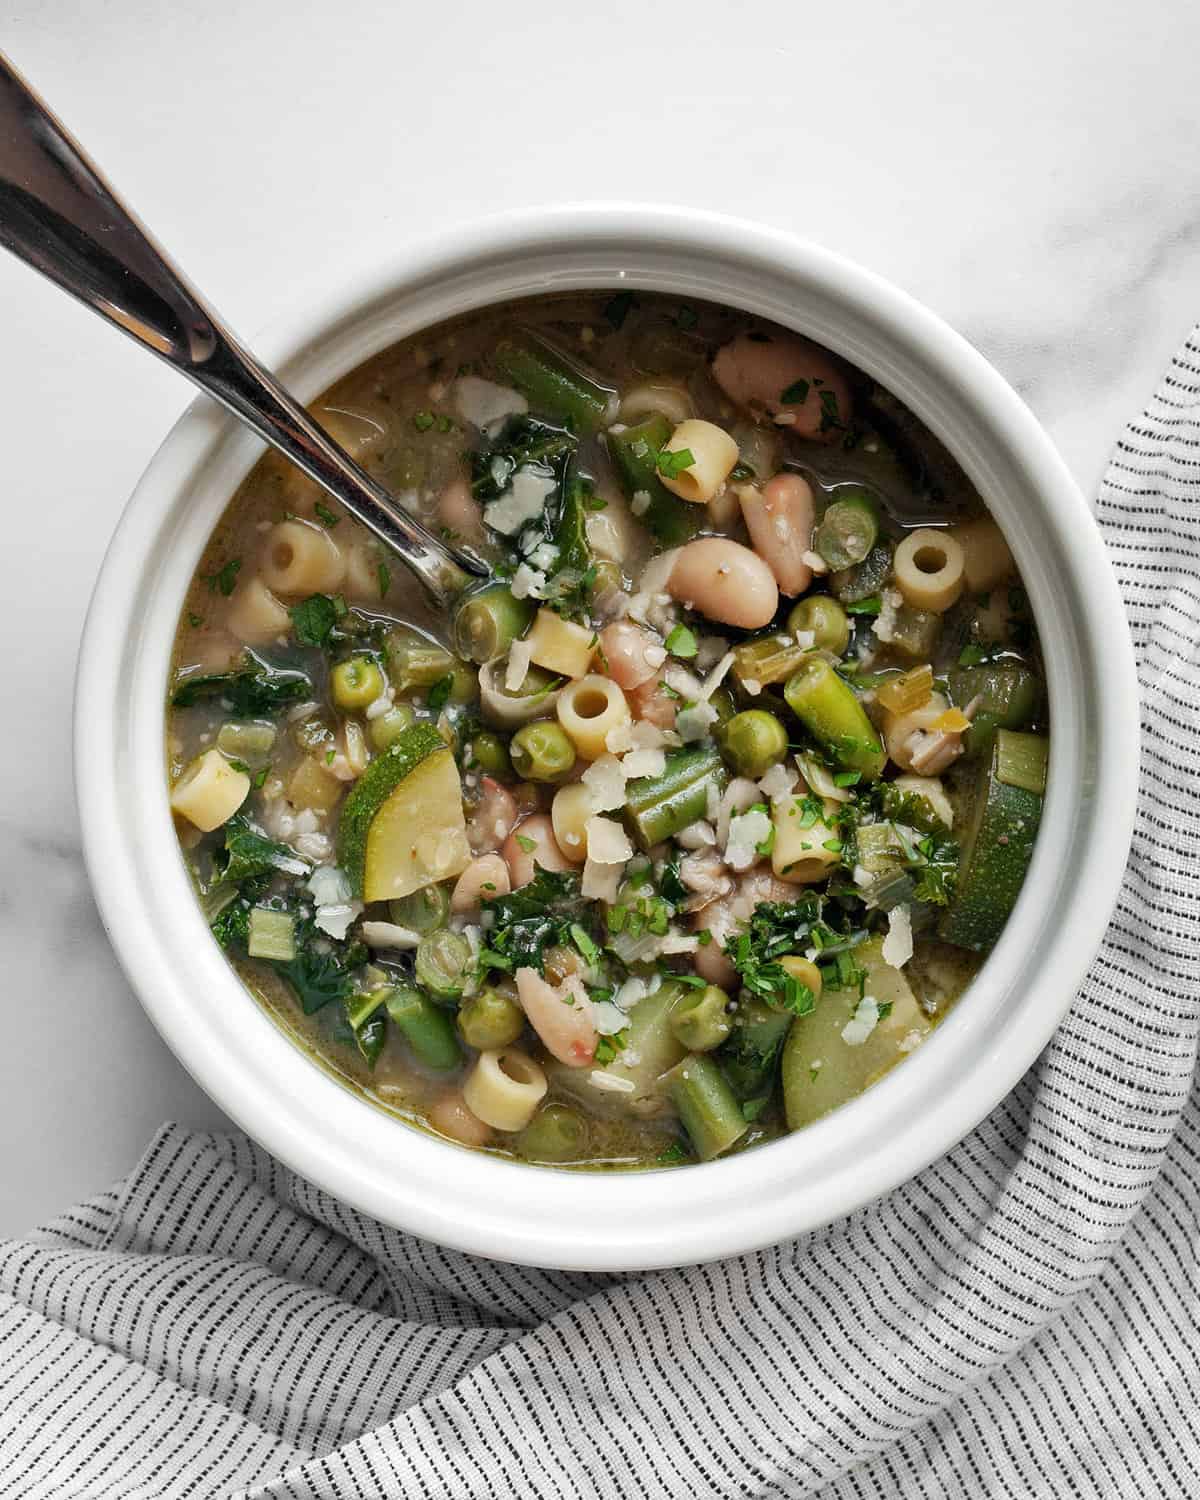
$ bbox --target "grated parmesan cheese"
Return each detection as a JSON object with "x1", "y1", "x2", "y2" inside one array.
[
  {"x1": 581, "y1": 755, "x2": 627, "y2": 811},
  {"x1": 360, "y1": 920, "x2": 421, "y2": 951},
  {"x1": 758, "y1": 761, "x2": 799, "y2": 804},
  {"x1": 724, "y1": 807, "x2": 773, "y2": 871},
  {"x1": 585, "y1": 815, "x2": 634, "y2": 864},
  {"x1": 841, "y1": 995, "x2": 881, "y2": 1046},
  {"x1": 509, "y1": 563, "x2": 548, "y2": 600},
  {"x1": 882, "y1": 904, "x2": 914, "y2": 969},
  {"x1": 675, "y1": 701, "x2": 719, "y2": 742},
  {"x1": 622, "y1": 747, "x2": 667, "y2": 780},
  {"x1": 453, "y1": 375, "x2": 528, "y2": 431},
  {"x1": 630, "y1": 489, "x2": 651, "y2": 517},
  {"x1": 581, "y1": 858, "x2": 623, "y2": 902},
  {"x1": 484, "y1": 466, "x2": 557, "y2": 536},
  {"x1": 505, "y1": 638, "x2": 534, "y2": 692}
]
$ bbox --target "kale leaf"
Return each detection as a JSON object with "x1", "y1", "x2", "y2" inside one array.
[
  {"x1": 213, "y1": 815, "x2": 309, "y2": 887},
  {"x1": 479, "y1": 869, "x2": 588, "y2": 975},
  {"x1": 469, "y1": 416, "x2": 576, "y2": 504},
  {"x1": 172, "y1": 652, "x2": 311, "y2": 717},
  {"x1": 271, "y1": 920, "x2": 369, "y2": 1015}
]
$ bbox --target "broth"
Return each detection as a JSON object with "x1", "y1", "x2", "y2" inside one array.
[{"x1": 166, "y1": 292, "x2": 1048, "y2": 1170}]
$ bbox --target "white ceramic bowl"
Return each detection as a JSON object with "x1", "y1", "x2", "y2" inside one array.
[{"x1": 75, "y1": 205, "x2": 1139, "y2": 1271}]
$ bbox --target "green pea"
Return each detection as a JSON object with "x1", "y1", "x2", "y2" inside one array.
[
  {"x1": 510, "y1": 720, "x2": 576, "y2": 783},
  {"x1": 452, "y1": 585, "x2": 534, "y2": 664},
  {"x1": 670, "y1": 985, "x2": 732, "y2": 1052},
  {"x1": 331, "y1": 656, "x2": 385, "y2": 710},
  {"x1": 389, "y1": 884, "x2": 450, "y2": 934},
  {"x1": 722, "y1": 710, "x2": 789, "y2": 778},
  {"x1": 457, "y1": 987, "x2": 525, "y2": 1050},
  {"x1": 444, "y1": 661, "x2": 479, "y2": 706},
  {"x1": 516, "y1": 1103, "x2": 590, "y2": 1164},
  {"x1": 464, "y1": 731, "x2": 513, "y2": 780},
  {"x1": 369, "y1": 703, "x2": 416, "y2": 751},
  {"x1": 787, "y1": 596, "x2": 850, "y2": 656},
  {"x1": 414, "y1": 928, "x2": 473, "y2": 1002}
]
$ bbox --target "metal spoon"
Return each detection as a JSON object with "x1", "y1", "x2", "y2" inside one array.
[{"x1": 0, "y1": 53, "x2": 484, "y2": 606}]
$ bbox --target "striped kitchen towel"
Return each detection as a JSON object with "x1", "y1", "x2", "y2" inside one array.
[{"x1": 1, "y1": 328, "x2": 1198, "y2": 1500}]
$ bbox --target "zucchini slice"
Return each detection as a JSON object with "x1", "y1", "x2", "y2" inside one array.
[
  {"x1": 939, "y1": 731, "x2": 1046, "y2": 952},
  {"x1": 337, "y1": 723, "x2": 469, "y2": 901}
]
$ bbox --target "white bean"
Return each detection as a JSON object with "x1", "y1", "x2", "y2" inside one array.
[
  {"x1": 502, "y1": 813, "x2": 575, "y2": 888},
  {"x1": 712, "y1": 332, "x2": 853, "y2": 441},
  {"x1": 667, "y1": 538, "x2": 778, "y2": 629},
  {"x1": 515, "y1": 968, "x2": 598, "y2": 1068},
  {"x1": 738, "y1": 474, "x2": 815, "y2": 596},
  {"x1": 466, "y1": 776, "x2": 518, "y2": 854},
  {"x1": 451, "y1": 853, "x2": 511, "y2": 914},
  {"x1": 599, "y1": 621, "x2": 661, "y2": 689},
  {"x1": 429, "y1": 1091, "x2": 492, "y2": 1148}
]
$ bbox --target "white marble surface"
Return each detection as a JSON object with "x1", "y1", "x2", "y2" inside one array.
[{"x1": 1, "y1": 0, "x2": 1197, "y2": 1234}]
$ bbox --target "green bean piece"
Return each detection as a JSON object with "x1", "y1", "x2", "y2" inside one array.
[
  {"x1": 783, "y1": 657, "x2": 886, "y2": 780},
  {"x1": 670, "y1": 985, "x2": 732, "y2": 1052},
  {"x1": 664, "y1": 1054, "x2": 749, "y2": 1162},
  {"x1": 216, "y1": 720, "x2": 276, "y2": 763},
  {"x1": 948, "y1": 662, "x2": 1042, "y2": 758},
  {"x1": 886, "y1": 603, "x2": 941, "y2": 660},
  {"x1": 605, "y1": 413, "x2": 700, "y2": 546},
  {"x1": 369, "y1": 703, "x2": 416, "y2": 751},
  {"x1": 492, "y1": 332, "x2": 614, "y2": 435},
  {"x1": 331, "y1": 656, "x2": 385, "y2": 711},
  {"x1": 388, "y1": 883, "x2": 450, "y2": 934},
  {"x1": 385, "y1": 986, "x2": 462, "y2": 1070},
  {"x1": 722, "y1": 710, "x2": 789, "y2": 778},
  {"x1": 385, "y1": 628, "x2": 456, "y2": 695},
  {"x1": 458, "y1": 986, "x2": 525, "y2": 1050},
  {"x1": 464, "y1": 731, "x2": 514, "y2": 780},
  {"x1": 831, "y1": 541, "x2": 892, "y2": 603},
  {"x1": 452, "y1": 585, "x2": 535, "y2": 665},
  {"x1": 414, "y1": 928, "x2": 473, "y2": 1002},
  {"x1": 623, "y1": 745, "x2": 729, "y2": 851},
  {"x1": 516, "y1": 1103, "x2": 590, "y2": 1164},
  {"x1": 510, "y1": 720, "x2": 576, "y2": 783},
  {"x1": 787, "y1": 596, "x2": 850, "y2": 656},
  {"x1": 444, "y1": 661, "x2": 479, "y2": 705},
  {"x1": 730, "y1": 634, "x2": 811, "y2": 690},
  {"x1": 814, "y1": 488, "x2": 881, "y2": 570},
  {"x1": 717, "y1": 995, "x2": 794, "y2": 1103}
]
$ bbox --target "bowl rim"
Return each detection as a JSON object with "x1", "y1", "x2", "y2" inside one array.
[{"x1": 74, "y1": 203, "x2": 1139, "y2": 1270}]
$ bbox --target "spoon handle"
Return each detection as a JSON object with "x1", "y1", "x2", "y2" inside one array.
[{"x1": 0, "y1": 54, "x2": 482, "y2": 605}]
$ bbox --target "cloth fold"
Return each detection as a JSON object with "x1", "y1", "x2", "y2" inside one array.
[{"x1": 3, "y1": 330, "x2": 1198, "y2": 1498}]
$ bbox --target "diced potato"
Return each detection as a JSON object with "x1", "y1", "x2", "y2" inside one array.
[
  {"x1": 170, "y1": 749, "x2": 249, "y2": 832},
  {"x1": 526, "y1": 608, "x2": 596, "y2": 679}
]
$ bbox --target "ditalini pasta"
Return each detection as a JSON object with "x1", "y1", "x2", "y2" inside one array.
[{"x1": 166, "y1": 292, "x2": 1048, "y2": 1168}]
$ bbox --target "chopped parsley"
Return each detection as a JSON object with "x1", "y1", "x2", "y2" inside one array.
[
  {"x1": 845, "y1": 595, "x2": 882, "y2": 616},
  {"x1": 313, "y1": 500, "x2": 341, "y2": 529},
  {"x1": 656, "y1": 447, "x2": 696, "y2": 480},
  {"x1": 290, "y1": 592, "x2": 346, "y2": 648},
  {"x1": 205, "y1": 558, "x2": 242, "y2": 597},
  {"x1": 664, "y1": 623, "x2": 698, "y2": 658},
  {"x1": 412, "y1": 410, "x2": 435, "y2": 432},
  {"x1": 603, "y1": 291, "x2": 636, "y2": 329},
  {"x1": 376, "y1": 560, "x2": 391, "y2": 599},
  {"x1": 426, "y1": 674, "x2": 455, "y2": 715},
  {"x1": 780, "y1": 379, "x2": 810, "y2": 406},
  {"x1": 478, "y1": 869, "x2": 589, "y2": 975},
  {"x1": 515, "y1": 834, "x2": 536, "y2": 853},
  {"x1": 594, "y1": 1030, "x2": 629, "y2": 1066},
  {"x1": 187, "y1": 612, "x2": 204, "y2": 628}
]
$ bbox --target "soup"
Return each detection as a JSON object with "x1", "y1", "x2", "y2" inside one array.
[{"x1": 165, "y1": 293, "x2": 1048, "y2": 1170}]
